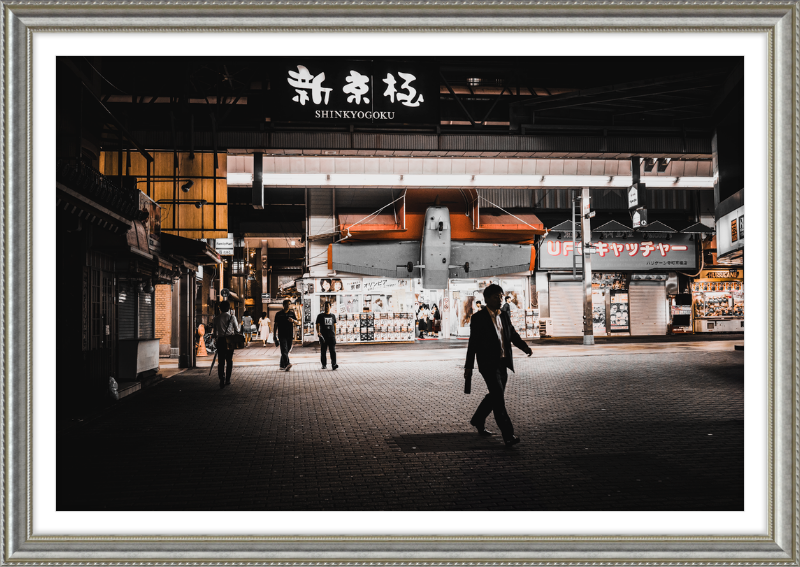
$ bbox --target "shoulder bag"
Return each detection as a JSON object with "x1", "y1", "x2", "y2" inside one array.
[{"x1": 224, "y1": 314, "x2": 246, "y2": 350}]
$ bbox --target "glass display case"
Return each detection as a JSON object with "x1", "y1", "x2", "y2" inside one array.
[
  {"x1": 691, "y1": 280, "x2": 744, "y2": 332},
  {"x1": 335, "y1": 312, "x2": 415, "y2": 342}
]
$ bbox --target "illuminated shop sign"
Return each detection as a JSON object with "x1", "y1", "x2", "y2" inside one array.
[
  {"x1": 539, "y1": 233, "x2": 697, "y2": 271},
  {"x1": 697, "y1": 269, "x2": 743, "y2": 281},
  {"x1": 273, "y1": 60, "x2": 439, "y2": 124}
]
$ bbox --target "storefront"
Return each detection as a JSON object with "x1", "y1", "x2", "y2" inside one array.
[
  {"x1": 300, "y1": 277, "x2": 417, "y2": 343},
  {"x1": 691, "y1": 268, "x2": 744, "y2": 333},
  {"x1": 538, "y1": 231, "x2": 697, "y2": 337},
  {"x1": 300, "y1": 274, "x2": 537, "y2": 343}
]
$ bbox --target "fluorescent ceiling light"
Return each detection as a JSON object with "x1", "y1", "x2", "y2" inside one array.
[
  {"x1": 232, "y1": 173, "x2": 715, "y2": 189},
  {"x1": 227, "y1": 172, "x2": 253, "y2": 185}
]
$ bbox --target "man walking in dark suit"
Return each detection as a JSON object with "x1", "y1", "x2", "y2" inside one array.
[
  {"x1": 464, "y1": 283, "x2": 532, "y2": 447},
  {"x1": 274, "y1": 299, "x2": 300, "y2": 371}
]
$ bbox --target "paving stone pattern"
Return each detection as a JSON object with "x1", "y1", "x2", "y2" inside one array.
[{"x1": 58, "y1": 351, "x2": 743, "y2": 511}]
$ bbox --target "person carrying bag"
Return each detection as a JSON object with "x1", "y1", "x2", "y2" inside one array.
[{"x1": 214, "y1": 302, "x2": 242, "y2": 389}]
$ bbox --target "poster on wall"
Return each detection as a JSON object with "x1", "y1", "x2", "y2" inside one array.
[
  {"x1": 362, "y1": 278, "x2": 412, "y2": 293},
  {"x1": 525, "y1": 308, "x2": 540, "y2": 338},
  {"x1": 610, "y1": 292, "x2": 629, "y2": 332},
  {"x1": 503, "y1": 290, "x2": 524, "y2": 312},
  {"x1": 458, "y1": 291, "x2": 485, "y2": 329},
  {"x1": 448, "y1": 278, "x2": 527, "y2": 337},
  {"x1": 337, "y1": 295, "x2": 361, "y2": 314},
  {"x1": 592, "y1": 290, "x2": 606, "y2": 335},
  {"x1": 365, "y1": 294, "x2": 393, "y2": 313},
  {"x1": 316, "y1": 278, "x2": 344, "y2": 293}
]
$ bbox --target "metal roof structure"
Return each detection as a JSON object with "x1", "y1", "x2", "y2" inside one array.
[
  {"x1": 639, "y1": 220, "x2": 677, "y2": 233},
  {"x1": 680, "y1": 222, "x2": 716, "y2": 234},
  {"x1": 594, "y1": 220, "x2": 634, "y2": 233}
]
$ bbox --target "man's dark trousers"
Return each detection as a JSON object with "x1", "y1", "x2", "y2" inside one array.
[
  {"x1": 471, "y1": 366, "x2": 513, "y2": 440},
  {"x1": 320, "y1": 336, "x2": 336, "y2": 367},
  {"x1": 279, "y1": 336, "x2": 293, "y2": 368},
  {"x1": 217, "y1": 341, "x2": 234, "y2": 383}
]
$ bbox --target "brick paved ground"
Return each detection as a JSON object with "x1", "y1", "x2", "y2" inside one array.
[{"x1": 57, "y1": 350, "x2": 743, "y2": 511}]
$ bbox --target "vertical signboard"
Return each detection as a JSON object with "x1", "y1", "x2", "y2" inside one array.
[
  {"x1": 610, "y1": 292, "x2": 630, "y2": 331},
  {"x1": 716, "y1": 206, "x2": 744, "y2": 259},
  {"x1": 272, "y1": 59, "x2": 439, "y2": 124}
]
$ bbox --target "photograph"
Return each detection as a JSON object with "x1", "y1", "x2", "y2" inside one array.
[
  {"x1": 56, "y1": 49, "x2": 747, "y2": 511},
  {"x1": 8, "y1": 2, "x2": 795, "y2": 564}
]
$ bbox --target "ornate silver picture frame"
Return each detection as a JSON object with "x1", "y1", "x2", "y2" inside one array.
[{"x1": 3, "y1": 1, "x2": 796, "y2": 564}]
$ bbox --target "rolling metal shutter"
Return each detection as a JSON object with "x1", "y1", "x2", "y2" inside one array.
[
  {"x1": 138, "y1": 291, "x2": 155, "y2": 339},
  {"x1": 549, "y1": 281, "x2": 583, "y2": 337},
  {"x1": 629, "y1": 281, "x2": 668, "y2": 336},
  {"x1": 117, "y1": 283, "x2": 136, "y2": 340}
]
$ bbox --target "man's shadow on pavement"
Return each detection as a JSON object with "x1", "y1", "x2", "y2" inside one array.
[{"x1": 388, "y1": 432, "x2": 507, "y2": 453}]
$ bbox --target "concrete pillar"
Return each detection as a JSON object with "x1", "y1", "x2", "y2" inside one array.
[
  {"x1": 260, "y1": 240, "x2": 268, "y2": 317},
  {"x1": 170, "y1": 281, "x2": 180, "y2": 357},
  {"x1": 178, "y1": 271, "x2": 195, "y2": 369},
  {"x1": 581, "y1": 187, "x2": 594, "y2": 346}
]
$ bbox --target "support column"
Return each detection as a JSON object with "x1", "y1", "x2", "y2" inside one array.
[
  {"x1": 178, "y1": 271, "x2": 194, "y2": 369},
  {"x1": 581, "y1": 187, "x2": 594, "y2": 346},
  {"x1": 253, "y1": 152, "x2": 263, "y2": 209},
  {"x1": 189, "y1": 271, "x2": 196, "y2": 368},
  {"x1": 170, "y1": 281, "x2": 180, "y2": 358},
  {"x1": 261, "y1": 240, "x2": 269, "y2": 316}
]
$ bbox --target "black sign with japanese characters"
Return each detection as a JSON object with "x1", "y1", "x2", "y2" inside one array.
[{"x1": 271, "y1": 59, "x2": 439, "y2": 124}]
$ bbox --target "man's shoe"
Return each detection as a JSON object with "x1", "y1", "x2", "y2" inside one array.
[
  {"x1": 332, "y1": 364, "x2": 338, "y2": 370},
  {"x1": 225, "y1": 380, "x2": 231, "y2": 385},
  {"x1": 470, "y1": 419, "x2": 492, "y2": 435},
  {"x1": 285, "y1": 364, "x2": 293, "y2": 371},
  {"x1": 322, "y1": 365, "x2": 327, "y2": 369},
  {"x1": 504, "y1": 435, "x2": 521, "y2": 447},
  {"x1": 219, "y1": 380, "x2": 225, "y2": 389}
]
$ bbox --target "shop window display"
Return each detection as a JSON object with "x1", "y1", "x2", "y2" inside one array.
[
  {"x1": 525, "y1": 308, "x2": 540, "y2": 338},
  {"x1": 692, "y1": 281, "x2": 744, "y2": 318},
  {"x1": 303, "y1": 277, "x2": 416, "y2": 343},
  {"x1": 591, "y1": 272, "x2": 629, "y2": 333}
]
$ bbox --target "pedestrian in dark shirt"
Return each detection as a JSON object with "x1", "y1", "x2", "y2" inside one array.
[
  {"x1": 315, "y1": 302, "x2": 338, "y2": 370},
  {"x1": 274, "y1": 299, "x2": 299, "y2": 371},
  {"x1": 431, "y1": 303, "x2": 441, "y2": 337},
  {"x1": 213, "y1": 301, "x2": 239, "y2": 389},
  {"x1": 501, "y1": 296, "x2": 512, "y2": 315}
]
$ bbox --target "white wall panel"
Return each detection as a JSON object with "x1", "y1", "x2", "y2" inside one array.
[{"x1": 308, "y1": 188, "x2": 334, "y2": 275}]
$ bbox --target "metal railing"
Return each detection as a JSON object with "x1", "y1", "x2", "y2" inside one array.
[{"x1": 56, "y1": 158, "x2": 140, "y2": 220}]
